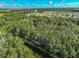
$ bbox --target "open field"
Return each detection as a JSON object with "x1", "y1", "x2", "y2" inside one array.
[
  {"x1": 0, "y1": 14, "x2": 4, "y2": 16},
  {"x1": 0, "y1": 9, "x2": 79, "y2": 58}
]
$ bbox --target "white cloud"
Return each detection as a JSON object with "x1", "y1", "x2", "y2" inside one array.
[
  {"x1": 65, "y1": 2, "x2": 79, "y2": 7},
  {"x1": 49, "y1": 1, "x2": 53, "y2": 4},
  {"x1": 0, "y1": 3, "x2": 3, "y2": 7},
  {"x1": 52, "y1": 2, "x2": 79, "y2": 8}
]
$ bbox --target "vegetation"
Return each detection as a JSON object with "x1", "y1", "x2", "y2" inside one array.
[{"x1": 0, "y1": 11, "x2": 79, "y2": 58}]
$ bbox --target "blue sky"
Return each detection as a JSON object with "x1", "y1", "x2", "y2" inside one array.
[{"x1": 0, "y1": 0, "x2": 79, "y2": 8}]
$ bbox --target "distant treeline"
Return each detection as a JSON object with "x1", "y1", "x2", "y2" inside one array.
[
  {"x1": 10, "y1": 8, "x2": 79, "y2": 13},
  {"x1": 0, "y1": 8, "x2": 79, "y2": 14}
]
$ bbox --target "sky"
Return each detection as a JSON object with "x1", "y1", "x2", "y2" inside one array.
[{"x1": 0, "y1": 0, "x2": 79, "y2": 8}]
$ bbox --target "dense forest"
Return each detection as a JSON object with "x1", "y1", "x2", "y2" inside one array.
[{"x1": 0, "y1": 10, "x2": 79, "y2": 58}]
